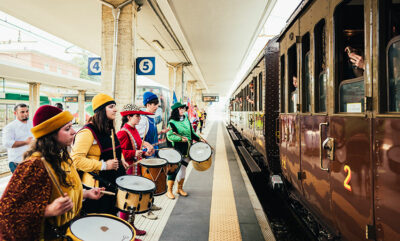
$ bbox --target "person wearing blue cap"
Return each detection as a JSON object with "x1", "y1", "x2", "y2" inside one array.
[{"x1": 136, "y1": 91, "x2": 170, "y2": 220}]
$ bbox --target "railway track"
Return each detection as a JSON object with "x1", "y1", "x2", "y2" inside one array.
[{"x1": 227, "y1": 125, "x2": 317, "y2": 241}]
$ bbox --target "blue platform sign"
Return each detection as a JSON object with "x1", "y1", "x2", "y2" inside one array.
[
  {"x1": 136, "y1": 57, "x2": 155, "y2": 75},
  {"x1": 88, "y1": 57, "x2": 101, "y2": 75}
]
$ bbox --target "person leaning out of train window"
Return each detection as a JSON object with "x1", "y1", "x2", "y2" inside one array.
[
  {"x1": 291, "y1": 76, "x2": 299, "y2": 112},
  {"x1": 166, "y1": 102, "x2": 206, "y2": 199},
  {"x1": 0, "y1": 105, "x2": 104, "y2": 241},
  {"x1": 246, "y1": 83, "x2": 255, "y2": 105},
  {"x1": 345, "y1": 46, "x2": 365, "y2": 78}
]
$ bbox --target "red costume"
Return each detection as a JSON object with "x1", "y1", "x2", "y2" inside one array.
[{"x1": 117, "y1": 123, "x2": 144, "y2": 175}]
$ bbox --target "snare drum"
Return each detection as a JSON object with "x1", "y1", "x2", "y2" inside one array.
[
  {"x1": 141, "y1": 158, "x2": 167, "y2": 196},
  {"x1": 66, "y1": 213, "x2": 135, "y2": 241},
  {"x1": 115, "y1": 175, "x2": 156, "y2": 214},
  {"x1": 189, "y1": 142, "x2": 213, "y2": 171},
  {"x1": 158, "y1": 148, "x2": 182, "y2": 174}
]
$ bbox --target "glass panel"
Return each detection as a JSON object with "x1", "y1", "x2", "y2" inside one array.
[
  {"x1": 388, "y1": 39, "x2": 400, "y2": 111},
  {"x1": 259, "y1": 73, "x2": 263, "y2": 111},
  {"x1": 340, "y1": 78, "x2": 365, "y2": 112},
  {"x1": 319, "y1": 71, "x2": 328, "y2": 112},
  {"x1": 0, "y1": 104, "x2": 6, "y2": 129},
  {"x1": 304, "y1": 52, "x2": 312, "y2": 112},
  {"x1": 280, "y1": 55, "x2": 285, "y2": 112}
]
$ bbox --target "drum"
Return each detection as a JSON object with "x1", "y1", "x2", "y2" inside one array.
[
  {"x1": 189, "y1": 142, "x2": 213, "y2": 171},
  {"x1": 158, "y1": 148, "x2": 182, "y2": 174},
  {"x1": 115, "y1": 175, "x2": 156, "y2": 214},
  {"x1": 66, "y1": 213, "x2": 135, "y2": 241},
  {"x1": 141, "y1": 158, "x2": 167, "y2": 196}
]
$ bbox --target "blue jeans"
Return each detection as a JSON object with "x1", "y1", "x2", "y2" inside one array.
[{"x1": 9, "y1": 162, "x2": 18, "y2": 173}]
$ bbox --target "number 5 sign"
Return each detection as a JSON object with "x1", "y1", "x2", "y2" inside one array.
[
  {"x1": 88, "y1": 57, "x2": 102, "y2": 75},
  {"x1": 136, "y1": 57, "x2": 155, "y2": 75}
]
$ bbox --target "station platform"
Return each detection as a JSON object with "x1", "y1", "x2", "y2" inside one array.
[
  {"x1": 0, "y1": 119, "x2": 273, "y2": 241},
  {"x1": 133, "y1": 120, "x2": 274, "y2": 241}
]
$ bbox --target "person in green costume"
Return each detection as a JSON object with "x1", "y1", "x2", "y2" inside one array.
[{"x1": 166, "y1": 102, "x2": 205, "y2": 199}]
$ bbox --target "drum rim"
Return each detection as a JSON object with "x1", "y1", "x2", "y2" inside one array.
[
  {"x1": 116, "y1": 176, "x2": 156, "y2": 194},
  {"x1": 157, "y1": 148, "x2": 183, "y2": 164},
  {"x1": 189, "y1": 142, "x2": 212, "y2": 163},
  {"x1": 140, "y1": 158, "x2": 168, "y2": 168},
  {"x1": 69, "y1": 213, "x2": 135, "y2": 239}
]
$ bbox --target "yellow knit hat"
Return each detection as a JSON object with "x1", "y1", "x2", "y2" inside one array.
[
  {"x1": 92, "y1": 93, "x2": 116, "y2": 113},
  {"x1": 31, "y1": 105, "x2": 74, "y2": 138}
]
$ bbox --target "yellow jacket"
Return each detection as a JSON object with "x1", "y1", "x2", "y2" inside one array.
[{"x1": 70, "y1": 128, "x2": 103, "y2": 187}]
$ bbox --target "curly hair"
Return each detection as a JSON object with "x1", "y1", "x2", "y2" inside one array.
[{"x1": 24, "y1": 130, "x2": 73, "y2": 188}]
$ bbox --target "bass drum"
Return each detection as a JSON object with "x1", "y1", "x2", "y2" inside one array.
[
  {"x1": 65, "y1": 213, "x2": 135, "y2": 241},
  {"x1": 189, "y1": 142, "x2": 212, "y2": 171}
]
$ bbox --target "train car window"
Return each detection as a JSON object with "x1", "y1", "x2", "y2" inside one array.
[
  {"x1": 288, "y1": 44, "x2": 298, "y2": 113},
  {"x1": 339, "y1": 77, "x2": 365, "y2": 112},
  {"x1": 302, "y1": 33, "x2": 311, "y2": 113},
  {"x1": 380, "y1": 0, "x2": 400, "y2": 112},
  {"x1": 252, "y1": 77, "x2": 257, "y2": 111},
  {"x1": 387, "y1": 36, "x2": 400, "y2": 111},
  {"x1": 334, "y1": 0, "x2": 365, "y2": 113},
  {"x1": 280, "y1": 55, "x2": 286, "y2": 113},
  {"x1": 259, "y1": 72, "x2": 263, "y2": 111},
  {"x1": 314, "y1": 19, "x2": 327, "y2": 112}
]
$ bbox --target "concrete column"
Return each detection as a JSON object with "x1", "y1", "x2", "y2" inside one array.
[
  {"x1": 168, "y1": 65, "x2": 175, "y2": 103},
  {"x1": 28, "y1": 83, "x2": 40, "y2": 120},
  {"x1": 102, "y1": 0, "x2": 137, "y2": 128},
  {"x1": 78, "y1": 90, "x2": 86, "y2": 126},
  {"x1": 175, "y1": 65, "x2": 183, "y2": 102},
  {"x1": 187, "y1": 80, "x2": 197, "y2": 103},
  {"x1": 196, "y1": 88, "x2": 204, "y2": 109}
]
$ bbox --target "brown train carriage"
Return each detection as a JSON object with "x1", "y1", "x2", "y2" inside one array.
[
  {"x1": 229, "y1": 38, "x2": 280, "y2": 170},
  {"x1": 229, "y1": 0, "x2": 400, "y2": 240},
  {"x1": 278, "y1": 0, "x2": 400, "y2": 240}
]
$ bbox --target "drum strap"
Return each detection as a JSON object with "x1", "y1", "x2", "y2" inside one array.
[
  {"x1": 122, "y1": 127, "x2": 138, "y2": 150},
  {"x1": 122, "y1": 127, "x2": 139, "y2": 175}
]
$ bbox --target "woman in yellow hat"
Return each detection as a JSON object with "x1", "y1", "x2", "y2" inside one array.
[
  {"x1": 71, "y1": 93, "x2": 127, "y2": 215},
  {"x1": 0, "y1": 105, "x2": 104, "y2": 240}
]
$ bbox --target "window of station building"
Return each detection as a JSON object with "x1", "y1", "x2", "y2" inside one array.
[
  {"x1": 258, "y1": 72, "x2": 263, "y2": 111},
  {"x1": 301, "y1": 33, "x2": 311, "y2": 113},
  {"x1": 379, "y1": 0, "x2": 400, "y2": 112},
  {"x1": 288, "y1": 44, "x2": 298, "y2": 113},
  {"x1": 280, "y1": 55, "x2": 286, "y2": 112},
  {"x1": 334, "y1": 0, "x2": 365, "y2": 113},
  {"x1": 314, "y1": 19, "x2": 327, "y2": 112}
]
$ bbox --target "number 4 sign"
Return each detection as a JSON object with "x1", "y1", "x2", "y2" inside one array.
[
  {"x1": 136, "y1": 57, "x2": 155, "y2": 75},
  {"x1": 88, "y1": 57, "x2": 101, "y2": 75}
]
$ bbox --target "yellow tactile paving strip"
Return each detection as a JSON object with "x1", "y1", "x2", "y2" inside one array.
[{"x1": 209, "y1": 123, "x2": 242, "y2": 241}]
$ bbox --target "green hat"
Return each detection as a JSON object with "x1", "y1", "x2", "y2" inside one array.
[{"x1": 171, "y1": 102, "x2": 187, "y2": 111}]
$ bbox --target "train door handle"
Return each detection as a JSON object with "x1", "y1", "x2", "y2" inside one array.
[
  {"x1": 319, "y1": 122, "x2": 330, "y2": 171},
  {"x1": 322, "y1": 137, "x2": 335, "y2": 161}
]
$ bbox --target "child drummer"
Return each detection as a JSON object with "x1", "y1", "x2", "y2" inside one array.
[{"x1": 117, "y1": 104, "x2": 153, "y2": 239}]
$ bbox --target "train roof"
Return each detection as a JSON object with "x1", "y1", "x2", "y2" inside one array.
[
  {"x1": 277, "y1": 0, "x2": 313, "y2": 42},
  {"x1": 231, "y1": 36, "x2": 279, "y2": 96}
]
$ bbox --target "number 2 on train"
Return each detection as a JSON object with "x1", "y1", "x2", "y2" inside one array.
[{"x1": 343, "y1": 165, "x2": 352, "y2": 192}]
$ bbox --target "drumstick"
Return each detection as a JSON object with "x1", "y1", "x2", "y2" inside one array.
[
  {"x1": 111, "y1": 129, "x2": 117, "y2": 160},
  {"x1": 101, "y1": 190, "x2": 116, "y2": 196},
  {"x1": 41, "y1": 158, "x2": 65, "y2": 198}
]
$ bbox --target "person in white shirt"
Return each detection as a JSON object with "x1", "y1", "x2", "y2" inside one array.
[{"x1": 2, "y1": 104, "x2": 33, "y2": 173}]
